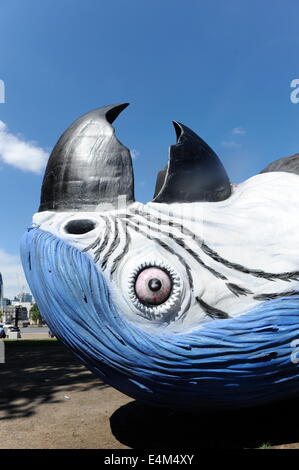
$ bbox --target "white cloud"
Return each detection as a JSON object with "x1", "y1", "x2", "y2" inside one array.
[
  {"x1": 232, "y1": 126, "x2": 246, "y2": 135},
  {"x1": 130, "y1": 148, "x2": 140, "y2": 160},
  {"x1": 0, "y1": 249, "x2": 30, "y2": 299},
  {"x1": 221, "y1": 140, "x2": 242, "y2": 149},
  {"x1": 0, "y1": 121, "x2": 48, "y2": 174}
]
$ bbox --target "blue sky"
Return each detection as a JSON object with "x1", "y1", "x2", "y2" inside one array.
[{"x1": 1, "y1": 0, "x2": 299, "y2": 297}]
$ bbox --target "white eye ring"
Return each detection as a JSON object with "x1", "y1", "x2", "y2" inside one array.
[{"x1": 128, "y1": 260, "x2": 182, "y2": 321}]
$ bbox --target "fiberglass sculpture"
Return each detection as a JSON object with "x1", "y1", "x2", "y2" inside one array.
[{"x1": 21, "y1": 103, "x2": 299, "y2": 410}]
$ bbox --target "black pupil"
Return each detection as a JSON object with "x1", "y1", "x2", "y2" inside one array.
[{"x1": 148, "y1": 278, "x2": 162, "y2": 292}]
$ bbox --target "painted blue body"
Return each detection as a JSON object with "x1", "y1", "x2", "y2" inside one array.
[{"x1": 21, "y1": 227, "x2": 299, "y2": 410}]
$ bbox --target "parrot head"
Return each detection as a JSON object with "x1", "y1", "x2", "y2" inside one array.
[{"x1": 21, "y1": 103, "x2": 299, "y2": 409}]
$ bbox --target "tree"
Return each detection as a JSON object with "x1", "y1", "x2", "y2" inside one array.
[{"x1": 30, "y1": 303, "x2": 42, "y2": 325}]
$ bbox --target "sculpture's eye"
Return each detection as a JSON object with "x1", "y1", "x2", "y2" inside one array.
[
  {"x1": 128, "y1": 261, "x2": 182, "y2": 320},
  {"x1": 64, "y1": 219, "x2": 96, "y2": 235},
  {"x1": 135, "y1": 267, "x2": 172, "y2": 306}
]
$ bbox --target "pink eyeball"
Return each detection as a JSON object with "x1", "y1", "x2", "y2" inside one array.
[{"x1": 134, "y1": 267, "x2": 172, "y2": 306}]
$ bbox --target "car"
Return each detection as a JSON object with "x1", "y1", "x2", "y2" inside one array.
[
  {"x1": 22, "y1": 321, "x2": 30, "y2": 327},
  {"x1": 6, "y1": 326, "x2": 15, "y2": 331},
  {"x1": 0, "y1": 327, "x2": 6, "y2": 339}
]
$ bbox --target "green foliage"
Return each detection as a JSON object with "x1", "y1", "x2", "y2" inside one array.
[
  {"x1": 259, "y1": 442, "x2": 272, "y2": 449},
  {"x1": 30, "y1": 303, "x2": 42, "y2": 324}
]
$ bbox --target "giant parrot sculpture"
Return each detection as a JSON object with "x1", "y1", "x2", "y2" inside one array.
[{"x1": 21, "y1": 103, "x2": 299, "y2": 410}]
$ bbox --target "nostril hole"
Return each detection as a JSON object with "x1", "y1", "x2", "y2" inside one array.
[{"x1": 64, "y1": 219, "x2": 96, "y2": 235}]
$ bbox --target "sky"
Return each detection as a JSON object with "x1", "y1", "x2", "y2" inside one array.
[{"x1": 0, "y1": 0, "x2": 299, "y2": 298}]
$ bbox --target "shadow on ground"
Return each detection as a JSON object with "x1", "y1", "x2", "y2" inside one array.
[
  {"x1": 0, "y1": 340, "x2": 108, "y2": 421},
  {"x1": 3, "y1": 339, "x2": 299, "y2": 448},
  {"x1": 110, "y1": 397, "x2": 299, "y2": 449}
]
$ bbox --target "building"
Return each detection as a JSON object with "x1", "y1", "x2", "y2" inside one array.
[
  {"x1": 0, "y1": 298, "x2": 11, "y2": 308},
  {"x1": 12, "y1": 301, "x2": 31, "y2": 317},
  {"x1": 0, "y1": 275, "x2": 34, "y2": 324},
  {"x1": 14, "y1": 292, "x2": 33, "y2": 303},
  {"x1": 0, "y1": 273, "x2": 2, "y2": 303},
  {"x1": 2, "y1": 305, "x2": 28, "y2": 324}
]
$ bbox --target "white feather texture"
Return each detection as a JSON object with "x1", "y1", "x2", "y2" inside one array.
[{"x1": 32, "y1": 171, "x2": 299, "y2": 333}]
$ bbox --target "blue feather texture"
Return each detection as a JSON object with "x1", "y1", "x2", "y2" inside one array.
[{"x1": 21, "y1": 227, "x2": 299, "y2": 410}]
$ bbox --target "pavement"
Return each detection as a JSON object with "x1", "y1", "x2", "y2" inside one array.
[
  {"x1": 17, "y1": 332, "x2": 49, "y2": 339},
  {"x1": 6, "y1": 326, "x2": 49, "y2": 340},
  {"x1": 1, "y1": 338, "x2": 299, "y2": 449},
  {"x1": 0, "y1": 339, "x2": 132, "y2": 449}
]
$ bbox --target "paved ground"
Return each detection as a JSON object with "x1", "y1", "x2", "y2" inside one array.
[
  {"x1": 19, "y1": 327, "x2": 49, "y2": 334},
  {"x1": 5, "y1": 326, "x2": 49, "y2": 340},
  {"x1": 13, "y1": 333, "x2": 49, "y2": 339},
  {"x1": 1, "y1": 339, "x2": 299, "y2": 449},
  {"x1": 0, "y1": 340, "x2": 131, "y2": 449}
]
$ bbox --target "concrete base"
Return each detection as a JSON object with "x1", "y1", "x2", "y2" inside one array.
[{"x1": 8, "y1": 331, "x2": 21, "y2": 339}]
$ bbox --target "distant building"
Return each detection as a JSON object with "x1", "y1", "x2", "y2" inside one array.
[
  {"x1": 0, "y1": 298, "x2": 11, "y2": 308},
  {"x1": 0, "y1": 273, "x2": 2, "y2": 302},
  {"x1": 0, "y1": 278, "x2": 34, "y2": 323},
  {"x1": 12, "y1": 301, "x2": 32, "y2": 314},
  {"x1": 3, "y1": 305, "x2": 29, "y2": 323},
  {"x1": 14, "y1": 292, "x2": 33, "y2": 303},
  {"x1": 2, "y1": 305, "x2": 14, "y2": 323}
]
